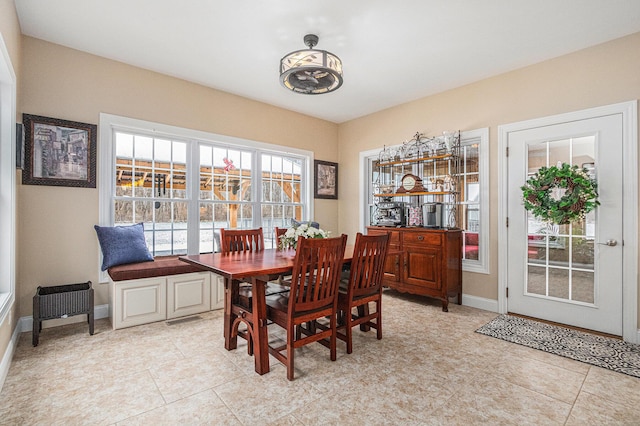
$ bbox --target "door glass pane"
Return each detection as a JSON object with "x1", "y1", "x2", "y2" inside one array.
[
  {"x1": 548, "y1": 267, "x2": 569, "y2": 299},
  {"x1": 572, "y1": 237, "x2": 594, "y2": 269},
  {"x1": 527, "y1": 265, "x2": 546, "y2": 295},
  {"x1": 547, "y1": 139, "x2": 570, "y2": 166},
  {"x1": 572, "y1": 271, "x2": 595, "y2": 303},
  {"x1": 526, "y1": 136, "x2": 596, "y2": 305}
]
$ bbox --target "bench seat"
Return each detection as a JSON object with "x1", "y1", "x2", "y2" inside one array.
[{"x1": 108, "y1": 255, "x2": 204, "y2": 281}]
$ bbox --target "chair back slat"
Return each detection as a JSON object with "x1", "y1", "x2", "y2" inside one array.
[
  {"x1": 274, "y1": 227, "x2": 287, "y2": 250},
  {"x1": 347, "y1": 232, "x2": 390, "y2": 299},
  {"x1": 289, "y1": 235, "x2": 347, "y2": 314},
  {"x1": 220, "y1": 228, "x2": 265, "y2": 254}
]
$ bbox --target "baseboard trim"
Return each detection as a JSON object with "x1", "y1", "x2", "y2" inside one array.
[
  {"x1": 462, "y1": 294, "x2": 498, "y2": 313},
  {"x1": 0, "y1": 317, "x2": 20, "y2": 393},
  {"x1": 18, "y1": 304, "x2": 110, "y2": 333}
]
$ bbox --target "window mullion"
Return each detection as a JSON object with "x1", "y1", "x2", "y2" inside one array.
[
  {"x1": 253, "y1": 151, "x2": 262, "y2": 228},
  {"x1": 186, "y1": 140, "x2": 200, "y2": 255}
]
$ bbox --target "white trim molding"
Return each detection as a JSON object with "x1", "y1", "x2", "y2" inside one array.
[
  {"x1": 0, "y1": 317, "x2": 19, "y2": 393},
  {"x1": 498, "y1": 100, "x2": 638, "y2": 343},
  {"x1": 0, "y1": 33, "x2": 17, "y2": 331},
  {"x1": 460, "y1": 128, "x2": 490, "y2": 275},
  {"x1": 461, "y1": 294, "x2": 498, "y2": 313}
]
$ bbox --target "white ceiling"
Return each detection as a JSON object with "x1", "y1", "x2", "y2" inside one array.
[{"x1": 14, "y1": 0, "x2": 640, "y2": 123}]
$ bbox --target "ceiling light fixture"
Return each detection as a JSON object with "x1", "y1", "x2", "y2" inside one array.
[{"x1": 280, "y1": 34, "x2": 343, "y2": 95}]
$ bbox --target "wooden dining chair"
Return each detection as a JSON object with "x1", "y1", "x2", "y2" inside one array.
[
  {"x1": 273, "y1": 227, "x2": 292, "y2": 284},
  {"x1": 220, "y1": 228, "x2": 265, "y2": 253},
  {"x1": 265, "y1": 234, "x2": 347, "y2": 380},
  {"x1": 220, "y1": 227, "x2": 288, "y2": 354},
  {"x1": 274, "y1": 227, "x2": 287, "y2": 249},
  {"x1": 336, "y1": 232, "x2": 390, "y2": 354}
]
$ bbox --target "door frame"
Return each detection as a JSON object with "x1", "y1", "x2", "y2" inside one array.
[{"x1": 498, "y1": 101, "x2": 638, "y2": 343}]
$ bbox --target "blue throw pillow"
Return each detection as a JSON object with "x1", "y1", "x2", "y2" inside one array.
[
  {"x1": 291, "y1": 219, "x2": 320, "y2": 229},
  {"x1": 94, "y1": 223, "x2": 153, "y2": 271}
]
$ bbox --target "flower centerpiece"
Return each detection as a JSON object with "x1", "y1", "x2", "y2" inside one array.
[
  {"x1": 278, "y1": 223, "x2": 330, "y2": 250},
  {"x1": 521, "y1": 162, "x2": 599, "y2": 225}
]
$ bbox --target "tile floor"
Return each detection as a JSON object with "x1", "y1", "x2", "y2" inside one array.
[{"x1": 2, "y1": 290, "x2": 640, "y2": 425}]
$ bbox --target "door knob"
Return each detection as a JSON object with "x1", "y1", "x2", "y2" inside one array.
[{"x1": 598, "y1": 239, "x2": 617, "y2": 247}]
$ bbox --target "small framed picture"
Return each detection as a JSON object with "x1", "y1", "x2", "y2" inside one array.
[
  {"x1": 314, "y1": 160, "x2": 338, "y2": 199},
  {"x1": 22, "y1": 114, "x2": 97, "y2": 188}
]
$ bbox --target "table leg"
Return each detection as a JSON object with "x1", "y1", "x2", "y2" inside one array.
[
  {"x1": 224, "y1": 277, "x2": 238, "y2": 351},
  {"x1": 251, "y1": 276, "x2": 270, "y2": 375}
]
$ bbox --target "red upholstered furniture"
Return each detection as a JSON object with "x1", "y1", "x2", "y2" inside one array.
[
  {"x1": 464, "y1": 232, "x2": 479, "y2": 259},
  {"x1": 108, "y1": 255, "x2": 205, "y2": 281}
]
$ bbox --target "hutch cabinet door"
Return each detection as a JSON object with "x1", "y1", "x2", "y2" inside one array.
[{"x1": 403, "y1": 247, "x2": 442, "y2": 290}]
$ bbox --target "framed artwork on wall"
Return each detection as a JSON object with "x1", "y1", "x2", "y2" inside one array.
[
  {"x1": 22, "y1": 114, "x2": 97, "y2": 188},
  {"x1": 314, "y1": 159, "x2": 338, "y2": 199}
]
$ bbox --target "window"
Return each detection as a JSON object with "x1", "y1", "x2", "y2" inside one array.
[
  {"x1": 362, "y1": 128, "x2": 489, "y2": 274},
  {"x1": 114, "y1": 132, "x2": 189, "y2": 256},
  {"x1": 99, "y1": 115, "x2": 313, "y2": 275},
  {"x1": 0, "y1": 37, "x2": 16, "y2": 324},
  {"x1": 260, "y1": 153, "x2": 304, "y2": 248}
]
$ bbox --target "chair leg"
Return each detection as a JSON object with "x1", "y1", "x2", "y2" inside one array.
[
  {"x1": 376, "y1": 299, "x2": 382, "y2": 340},
  {"x1": 287, "y1": 323, "x2": 295, "y2": 381},
  {"x1": 330, "y1": 313, "x2": 337, "y2": 361},
  {"x1": 345, "y1": 308, "x2": 353, "y2": 354}
]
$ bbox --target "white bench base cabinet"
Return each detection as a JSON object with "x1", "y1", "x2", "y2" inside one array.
[{"x1": 109, "y1": 271, "x2": 224, "y2": 329}]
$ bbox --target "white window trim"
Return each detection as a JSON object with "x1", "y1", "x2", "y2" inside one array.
[
  {"x1": 358, "y1": 128, "x2": 489, "y2": 274},
  {"x1": 461, "y1": 128, "x2": 489, "y2": 274},
  {"x1": 0, "y1": 34, "x2": 17, "y2": 325},
  {"x1": 98, "y1": 113, "x2": 314, "y2": 282}
]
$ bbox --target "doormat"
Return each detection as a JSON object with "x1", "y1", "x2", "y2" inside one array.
[{"x1": 476, "y1": 314, "x2": 640, "y2": 379}]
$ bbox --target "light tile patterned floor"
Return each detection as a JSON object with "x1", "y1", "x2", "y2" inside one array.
[{"x1": 2, "y1": 290, "x2": 640, "y2": 425}]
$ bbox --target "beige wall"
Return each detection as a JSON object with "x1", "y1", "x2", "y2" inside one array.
[
  {"x1": 338, "y1": 32, "x2": 640, "y2": 319},
  {"x1": 17, "y1": 37, "x2": 339, "y2": 318},
  {"x1": 0, "y1": 0, "x2": 21, "y2": 366}
]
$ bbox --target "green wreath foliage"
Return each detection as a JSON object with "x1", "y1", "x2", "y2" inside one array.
[{"x1": 521, "y1": 163, "x2": 599, "y2": 225}]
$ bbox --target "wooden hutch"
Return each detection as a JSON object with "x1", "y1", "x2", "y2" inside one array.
[{"x1": 368, "y1": 131, "x2": 462, "y2": 311}]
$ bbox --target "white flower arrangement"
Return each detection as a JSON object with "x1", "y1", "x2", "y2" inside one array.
[{"x1": 279, "y1": 223, "x2": 330, "y2": 249}]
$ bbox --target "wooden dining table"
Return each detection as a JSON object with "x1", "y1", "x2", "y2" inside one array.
[{"x1": 180, "y1": 246, "x2": 355, "y2": 375}]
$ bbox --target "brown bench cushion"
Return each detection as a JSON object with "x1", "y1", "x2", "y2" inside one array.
[{"x1": 108, "y1": 256, "x2": 205, "y2": 281}]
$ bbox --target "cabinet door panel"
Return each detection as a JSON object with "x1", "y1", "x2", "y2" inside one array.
[
  {"x1": 404, "y1": 249, "x2": 441, "y2": 290},
  {"x1": 167, "y1": 272, "x2": 211, "y2": 319},
  {"x1": 211, "y1": 273, "x2": 225, "y2": 310},
  {"x1": 113, "y1": 278, "x2": 166, "y2": 329}
]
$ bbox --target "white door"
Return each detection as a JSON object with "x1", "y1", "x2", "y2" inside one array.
[{"x1": 507, "y1": 113, "x2": 623, "y2": 335}]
